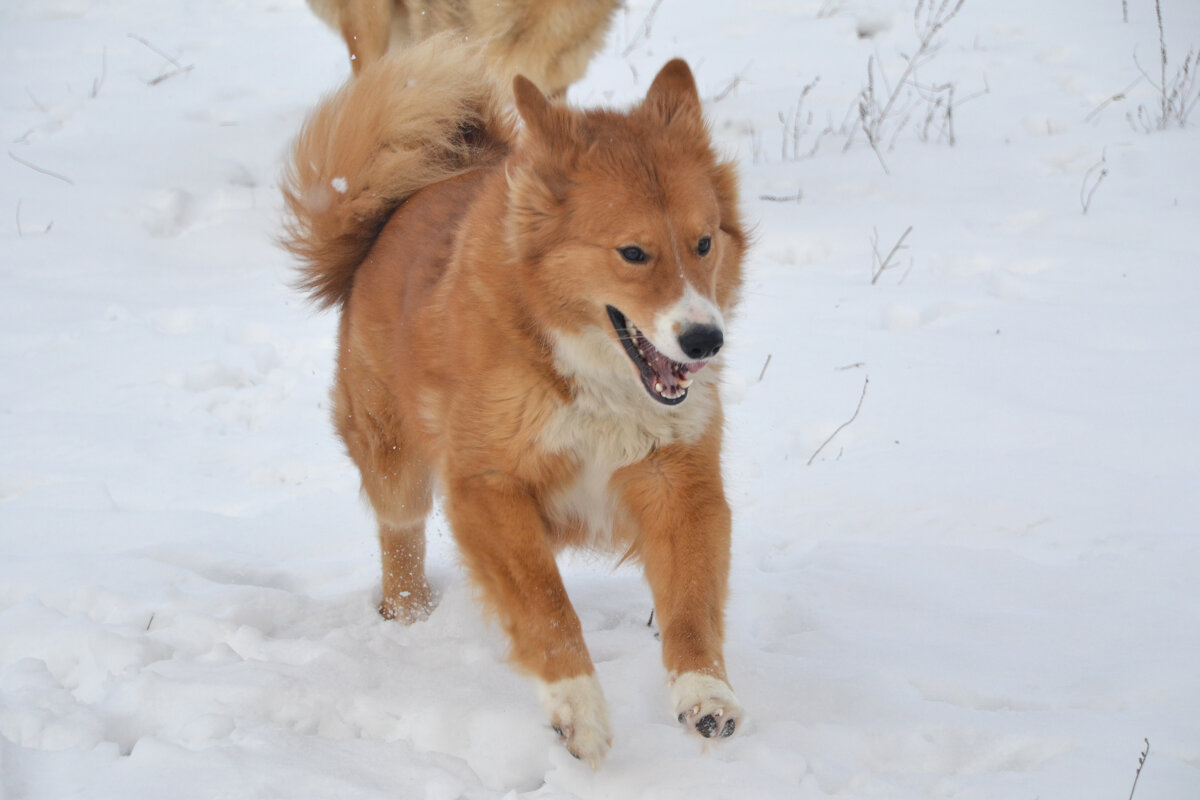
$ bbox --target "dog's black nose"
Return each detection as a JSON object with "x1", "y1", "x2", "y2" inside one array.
[{"x1": 678, "y1": 324, "x2": 723, "y2": 361}]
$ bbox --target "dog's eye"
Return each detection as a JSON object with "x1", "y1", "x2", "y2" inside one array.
[
  {"x1": 697, "y1": 236, "x2": 712, "y2": 256},
  {"x1": 618, "y1": 246, "x2": 648, "y2": 264}
]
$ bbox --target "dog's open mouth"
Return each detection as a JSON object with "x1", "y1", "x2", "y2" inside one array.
[{"x1": 606, "y1": 305, "x2": 707, "y2": 405}]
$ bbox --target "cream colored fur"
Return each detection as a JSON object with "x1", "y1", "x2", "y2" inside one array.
[{"x1": 306, "y1": 0, "x2": 621, "y2": 95}]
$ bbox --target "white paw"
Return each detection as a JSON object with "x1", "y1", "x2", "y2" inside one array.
[
  {"x1": 537, "y1": 673, "x2": 613, "y2": 768},
  {"x1": 669, "y1": 671, "x2": 743, "y2": 740}
]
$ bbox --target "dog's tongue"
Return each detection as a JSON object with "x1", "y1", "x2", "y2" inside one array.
[{"x1": 643, "y1": 343, "x2": 707, "y2": 398}]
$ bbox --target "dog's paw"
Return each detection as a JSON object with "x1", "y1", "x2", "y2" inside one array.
[
  {"x1": 669, "y1": 671, "x2": 743, "y2": 740},
  {"x1": 538, "y1": 673, "x2": 613, "y2": 768},
  {"x1": 377, "y1": 588, "x2": 434, "y2": 624}
]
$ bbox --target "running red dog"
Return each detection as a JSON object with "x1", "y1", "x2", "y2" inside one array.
[{"x1": 283, "y1": 37, "x2": 747, "y2": 767}]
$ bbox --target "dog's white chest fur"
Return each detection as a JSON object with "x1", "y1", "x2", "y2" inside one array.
[{"x1": 540, "y1": 327, "x2": 718, "y2": 545}]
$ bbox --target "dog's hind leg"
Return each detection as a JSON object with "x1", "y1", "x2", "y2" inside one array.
[
  {"x1": 376, "y1": 515, "x2": 433, "y2": 622},
  {"x1": 366, "y1": 450, "x2": 434, "y2": 622},
  {"x1": 334, "y1": 379, "x2": 434, "y2": 622}
]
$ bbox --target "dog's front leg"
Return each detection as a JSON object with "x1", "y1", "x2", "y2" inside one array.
[
  {"x1": 618, "y1": 440, "x2": 745, "y2": 742},
  {"x1": 446, "y1": 474, "x2": 612, "y2": 767}
]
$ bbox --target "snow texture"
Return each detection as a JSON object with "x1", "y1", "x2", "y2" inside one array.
[{"x1": 2, "y1": 0, "x2": 1198, "y2": 797}]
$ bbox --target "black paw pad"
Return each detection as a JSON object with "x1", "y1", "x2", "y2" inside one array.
[
  {"x1": 677, "y1": 712, "x2": 687, "y2": 724},
  {"x1": 696, "y1": 714, "x2": 718, "y2": 738},
  {"x1": 720, "y1": 718, "x2": 736, "y2": 737}
]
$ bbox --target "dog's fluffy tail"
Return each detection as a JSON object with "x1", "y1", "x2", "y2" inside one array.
[{"x1": 282, "y1": 35, "x2": 514, "y2": 309}]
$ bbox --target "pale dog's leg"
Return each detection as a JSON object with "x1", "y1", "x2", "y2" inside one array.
[{"x1": 537, "y1": 673, "x2": 613, "y2": 767}]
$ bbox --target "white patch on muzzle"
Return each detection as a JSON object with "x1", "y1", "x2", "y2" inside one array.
[{"x1": 647, "y1": 284, "x2": 725, "y2": 364}]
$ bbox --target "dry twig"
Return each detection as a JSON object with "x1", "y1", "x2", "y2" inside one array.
[
  {"x1": 1085, "y1": 78, "x2": 1140, "y2": 123},
  {"x1": 621, "y1": 0, "x2": 665, "y2": 57},
  {"x1": 1128, "y1": 0, "x2": 1200, "y2": 130},
  {"x1": 817, "y1": 0, "x2": 845, "y2": 18},
  {"x1": 871, "y1": 225, "x2": 913, "y2": 284},
  {"x1": 91, "y1": 47, "x2": 108, "y2": 98},
  {"x1": 129, "y1": 32, "x2": 193, "y2": 85},
  {"x1": 712, "y1": 65, "x2": 752, "y2": 102},
  {"x1": 849, "y1": 0, "x2": 967, "y2": 168},
  {"x1": 779, "y1": 76, "x2": 823, "y2": 160},
  {"x1": 1080, "y1": 149, "x2": 1108, "y2": 215},
  {"x1": 808, "y1": 375, "x2": 869, "y2": 466},
  {"x1": 757, "y1": 354, "x2": 773, "y2": 382},
  {"x1": 1127, "y1": 738, "x2": 1150, "y2": 800},
  {"x1": 9, "y1": 150, "x2": 74, "y2": 185}
]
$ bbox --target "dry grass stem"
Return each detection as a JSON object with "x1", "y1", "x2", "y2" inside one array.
[
  {"x1": 9, "y1": 150, "x2": 74, "y2": 185},
  {"x1": 621, "y1": 0, "x2": 665, "y2": 57},
  {"x1": 129, "y1": 32, "x2": 193, "y2": 85},
  {"x1": 1128, "y1": 0, "x2": 1200, "y2": 130},
  {"x1": 1085, "y1": 78, "x2": 1140, "y2": 123},
  {"x1": 871, "y1": 225, "x2": 913, "y2": 284},
  {"x1": 91, "y1": 47, "x2": 108, "y2": 98},
  {"x1": 711, "y1": 64, "x2": 752, "y2": 103},
  {"x1": 757, "y1": 354, "x2": 773, "y2": 382},
  {"x1": 808, "y1": 375, "x2": 869, "y2": 466},
  {"x1": 712, "y1": 75, "x2": 743, "y2": 102},
  {"x1": 779, "y1": 76, "x2": 826, "y2": 160},
  {"x1": 817, "y1": 0, "x2": 845, "y2": 18},
  {"x1": 1080, "y1": 149, "x2": 1108, "y2": 215},
  {"x1": 1128, "y1": 738, "x2": 1150, "y2": 800},
  {"x1": 848, "y1": 0, "x2": 968, "y2": 168},
  {"x1": 26, "y1": 88, "x2": 47, "y2": 112}
]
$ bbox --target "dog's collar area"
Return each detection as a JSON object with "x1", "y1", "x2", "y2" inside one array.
[{"x1": 605, "y1": 305, "x2": 706, "y2": 406}]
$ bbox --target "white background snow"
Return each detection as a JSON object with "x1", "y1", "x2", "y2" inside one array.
[{"x1": 2, "y1": 0, "x2": 1198, "y2": 797}]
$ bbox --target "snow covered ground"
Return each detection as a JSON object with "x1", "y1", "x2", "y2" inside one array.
[{"x1": 2, "y1": 0, "x2": 1198, "y2": 797}]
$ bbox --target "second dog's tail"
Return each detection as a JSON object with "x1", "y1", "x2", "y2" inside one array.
[{"x1": 282, "y1": 35, "x2": 513, "y2": 308}]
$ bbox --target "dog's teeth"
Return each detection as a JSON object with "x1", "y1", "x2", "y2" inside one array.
[
  {"x1": 679, "y1": 378, "x2": 692, "y2": 389},
  {"x1": 654, "y1": 381, "x2": 664, "y2": 393}
]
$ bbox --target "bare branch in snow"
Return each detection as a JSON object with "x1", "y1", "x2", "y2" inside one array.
[
  {"x1": 9, "y1": 150, "x2": 74, "y2": 185},
  {"x1": 808, "y1": 375, "x2": 869, "y2": 466},
  {"x1": 759, "y1": 191, "x2": 802, "y2": 203},
  {"x1": 621, "y1": 0, "x2": 665, "y2": 57},
  {"x1": 1080, "y1": 149, "x2": 1109, "y2": 215},
  {"x1": 1127, "y1": 738, "x2": 1150, "y2": 800},
  {"x1": 129, "y1": 33, "x2": 194, "y2": 85},
  {"x1": 757, "y1": 354, "x2": 773, "y2": 382},
  {"x1": 871, "y1": 225, "x2": 913, "y2": 284}
]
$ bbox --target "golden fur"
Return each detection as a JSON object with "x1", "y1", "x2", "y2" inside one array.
[
  {"x1": 306, "y1": 0, "x2": 621, "y2": 96},
  {"x1": 283, "y1": 37, "x2": 747, "y2": 766}
]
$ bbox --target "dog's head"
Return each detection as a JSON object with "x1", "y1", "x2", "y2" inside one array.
[{"x1": 507, "y1": 60, "x2": 746, "y2": 407}]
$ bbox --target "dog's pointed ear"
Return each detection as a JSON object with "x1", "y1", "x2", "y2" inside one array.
[
  {"x1": 644, "y1": 59, "x2": 702, "y2": 127},
  {"x1": 514, "y1": 75, "x2": 553, "y2": 138}
]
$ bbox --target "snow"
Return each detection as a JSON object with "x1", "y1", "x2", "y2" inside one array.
[{"x1": 2, "y1": 0, "x2": 1198, "y2": 797}]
